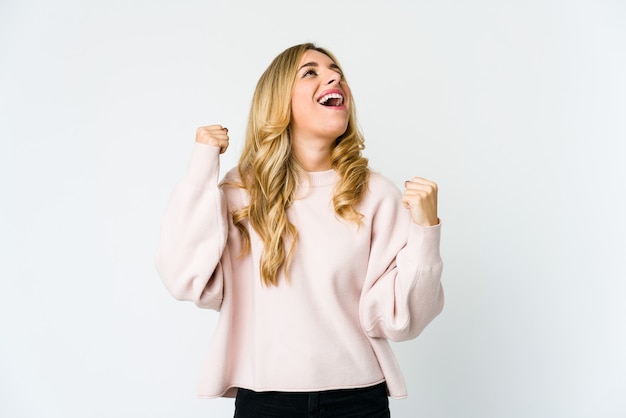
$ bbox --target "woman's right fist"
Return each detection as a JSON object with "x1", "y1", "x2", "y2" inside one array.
[{"x1": 195, "y1": 125, "x2": 229, "y2": 154}]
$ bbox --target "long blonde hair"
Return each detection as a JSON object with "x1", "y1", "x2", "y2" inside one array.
[{"x1": 231, "y1": 43, "x2": 370, "y2": 286}]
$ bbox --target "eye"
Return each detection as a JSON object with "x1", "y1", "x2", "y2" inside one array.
[{"x1": 303, "y1": 68, "x2": 317, "y2": 77}]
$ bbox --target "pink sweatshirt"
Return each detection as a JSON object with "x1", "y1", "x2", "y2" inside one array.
[{"x1": 156, "y1": 143, "x2": 444, "y2": 399}]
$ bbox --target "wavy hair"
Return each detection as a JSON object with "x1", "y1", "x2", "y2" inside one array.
[{"x1": 231, "y1": 43, "x2": 370, "y2": 286}]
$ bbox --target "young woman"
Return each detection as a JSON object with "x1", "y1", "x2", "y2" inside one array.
[{"x1": 156, "y1": 43, "x2": 444, "y2": 417}]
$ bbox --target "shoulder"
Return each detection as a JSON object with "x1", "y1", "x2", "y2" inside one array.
[
  {"x1": 220, "y1": 167, "x2": 249, "y2": 208},
  {"x1": 360, "y1": 171, "x2": 409, "y2": 225},
  {"x1": 221, "y1": 166, "x2": 241, "y2": 185},
  {"x1": 366, "y1": 171, "x2": 402, "y2": 200},
  {"x1": 358, "y1": 171, "x2": 404, "y2": 216}
]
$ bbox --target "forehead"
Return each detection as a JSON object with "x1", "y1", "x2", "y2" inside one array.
[{"x1": 298, "y1": 49, "x2": 336, "y2": 67}]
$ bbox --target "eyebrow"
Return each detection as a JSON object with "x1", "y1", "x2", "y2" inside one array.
[{"x1": 297, "y1": 61, "x2": 342, "y2": 73}]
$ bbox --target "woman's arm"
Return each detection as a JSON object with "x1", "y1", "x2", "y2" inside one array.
[
  {"x1": 360, "y1": 177, "x2": 444, "y2": 341},
  {"x1": 156, "y1": 135, "x2": 230, "y2": 310}
]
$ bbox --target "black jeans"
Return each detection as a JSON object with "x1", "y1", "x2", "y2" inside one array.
[{"x1": 233, "y1": 382, "x2": 390, "y2": 418}]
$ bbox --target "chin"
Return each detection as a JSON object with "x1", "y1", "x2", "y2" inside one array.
[{"x1": 327, "y1": 120, "x2": 349, "y2": 137}]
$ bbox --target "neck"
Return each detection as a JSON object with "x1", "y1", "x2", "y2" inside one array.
[{"x1": 291, "y1": 136, "x2": 335, "y2": 172}]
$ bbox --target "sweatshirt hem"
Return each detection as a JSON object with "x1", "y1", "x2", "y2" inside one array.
[{"x1": 197, "y1": 378, "x2": 390, "y2": 399}]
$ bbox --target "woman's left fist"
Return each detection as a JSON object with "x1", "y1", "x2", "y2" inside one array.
[{"x1": 402, "y1": 177, "x2": 439, "y2": 226}]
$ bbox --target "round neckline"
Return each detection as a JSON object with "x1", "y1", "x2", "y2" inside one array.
[{"x1": 305, "y1": 169, "x2": 337, "y2": 187}]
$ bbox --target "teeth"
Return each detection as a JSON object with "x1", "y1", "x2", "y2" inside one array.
[{"x1": 318, "y1": 93, "x2": 344, "y2": 105}]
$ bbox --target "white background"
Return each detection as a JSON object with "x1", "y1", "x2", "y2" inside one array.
[{"x1": 1, "y1": 0, "x2": 625, "y2": 417}]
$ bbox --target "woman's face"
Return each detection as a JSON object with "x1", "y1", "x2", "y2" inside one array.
[{"x1": 290, "y1": 49, "x2": 351, "y2": 145}]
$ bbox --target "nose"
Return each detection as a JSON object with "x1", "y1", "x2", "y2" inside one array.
[{"x1": 325, "y1": 71, "x2": 341, "y2": 86}]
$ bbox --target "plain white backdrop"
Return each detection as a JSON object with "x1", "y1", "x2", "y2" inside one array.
[{"x1": 1, "y1": 0, "x2": 625, "y2": 417}]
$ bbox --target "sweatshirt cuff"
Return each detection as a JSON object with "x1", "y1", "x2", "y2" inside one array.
[
  {"x1": 406, "y1": 221, "x2": 442, "y2": 268},
  {"x1": 183, "y1": 142, "x2": 222, "y2": 188}
]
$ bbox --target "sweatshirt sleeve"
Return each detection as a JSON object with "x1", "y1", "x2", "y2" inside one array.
[
  {"x1": 360, "y1": 183, "x2": 444, "y2": 342},
  {"x1": 155, "y1": 143, "x2": 228, "y2": 310}
]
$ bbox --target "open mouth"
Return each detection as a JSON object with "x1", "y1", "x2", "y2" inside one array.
[{"x1": 317, "y1": 92, "x2": 344, "y2": 107}]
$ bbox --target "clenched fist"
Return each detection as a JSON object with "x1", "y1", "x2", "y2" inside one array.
[
  {"x1": 402, "y1": 177, "x2": 439, "y2": 226},
  {"x1": 195, "y1": 124, "x2": 230, "y2": 154}
]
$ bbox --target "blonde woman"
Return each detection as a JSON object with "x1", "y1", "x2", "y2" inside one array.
[{"x1": 157, "y1": 43, "x2": 444, "y2": 418}]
